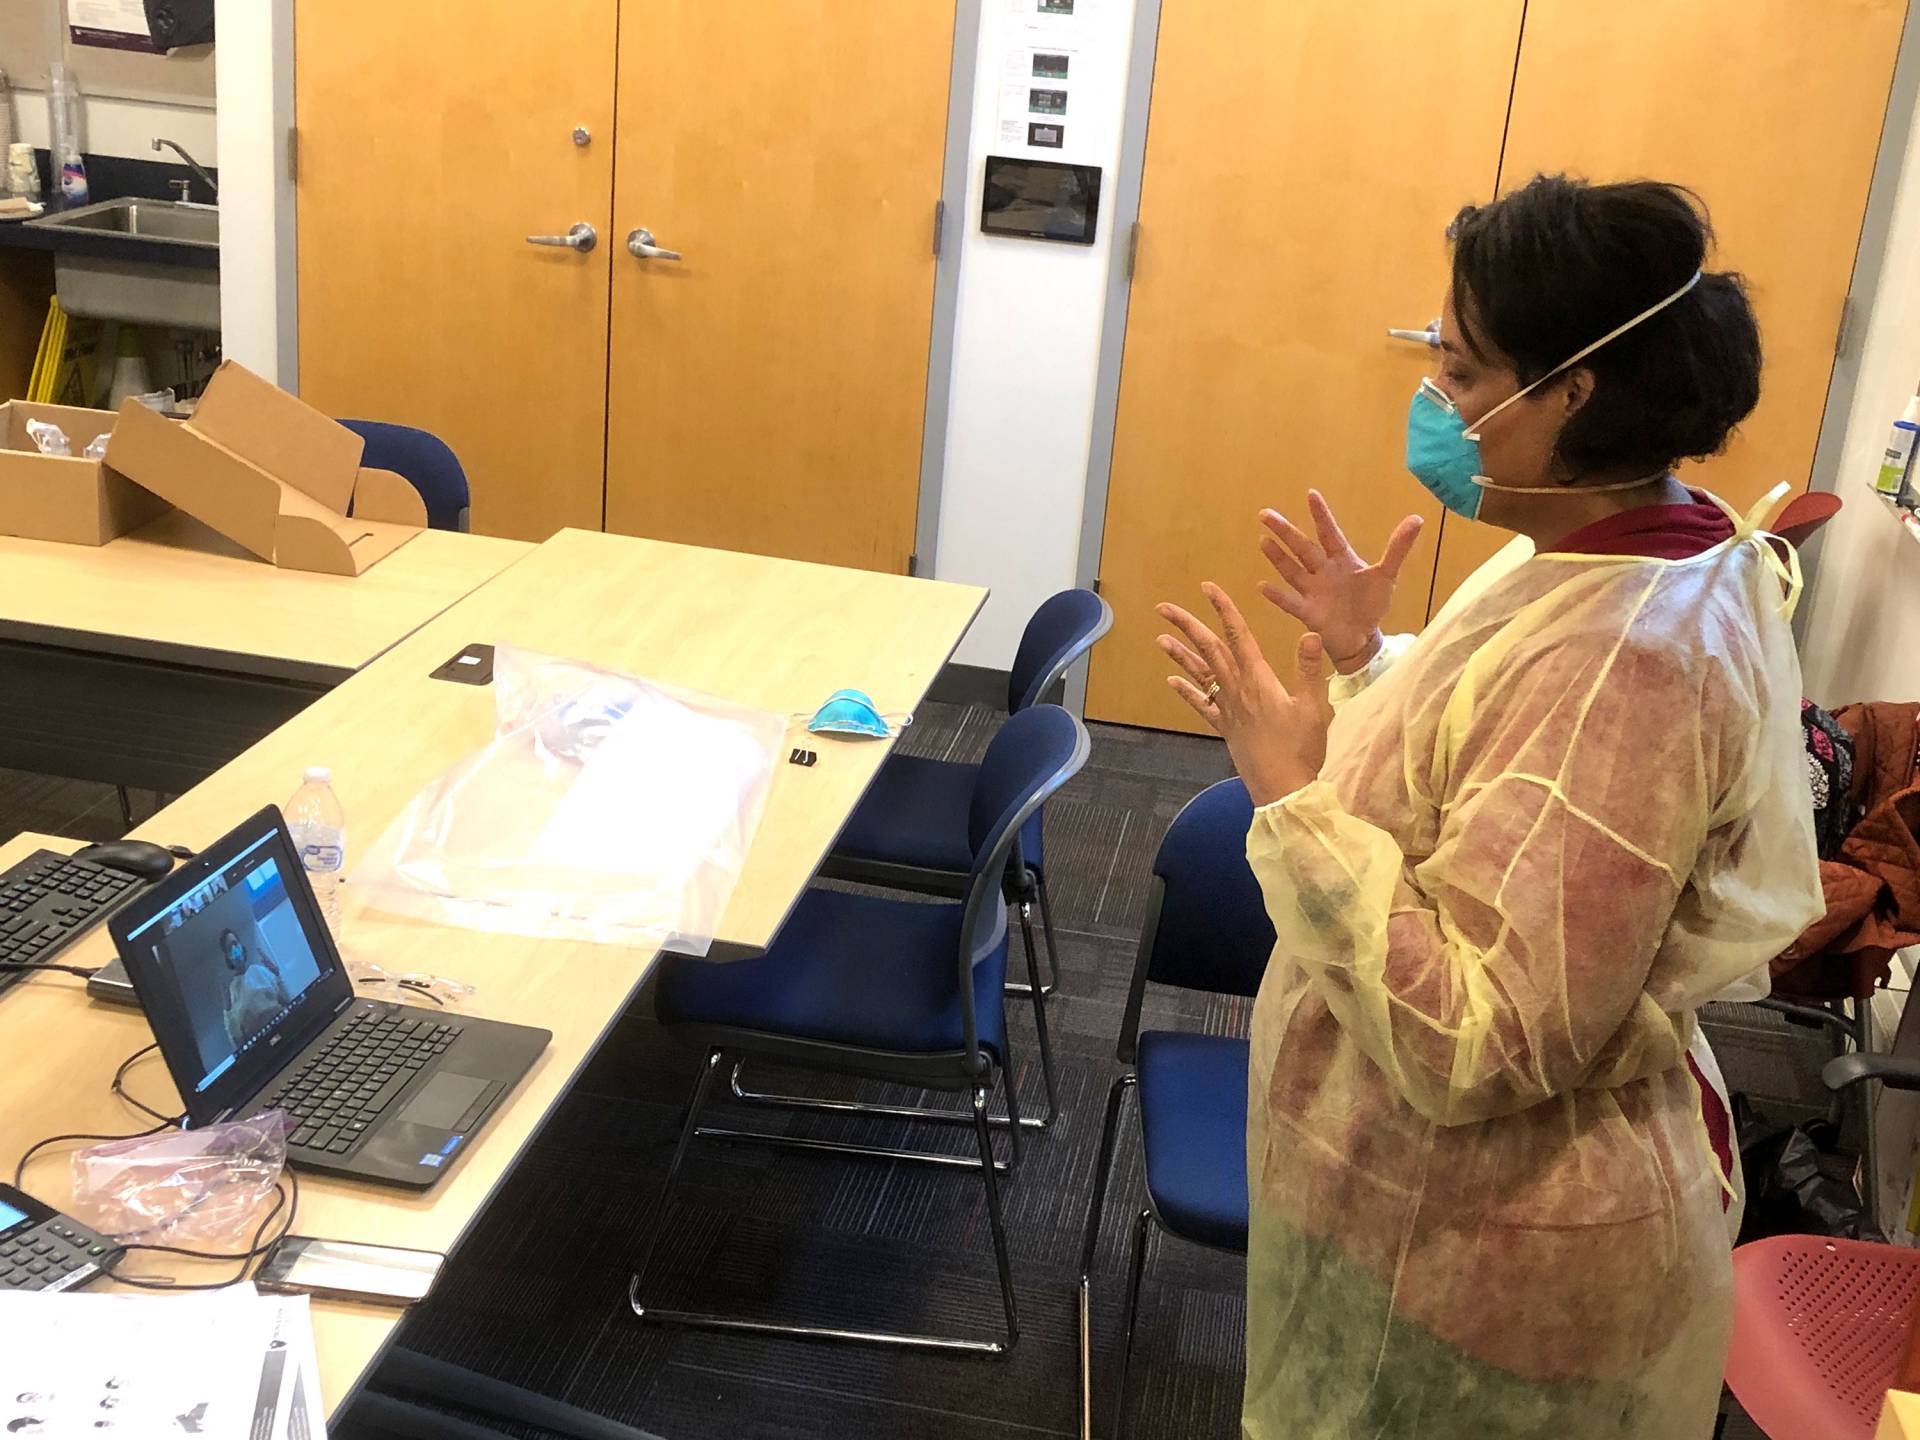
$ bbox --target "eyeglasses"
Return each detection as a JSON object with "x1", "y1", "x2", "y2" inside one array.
[{"x1": 346, "y1": 958, "x2": 476, "y2": 1008}]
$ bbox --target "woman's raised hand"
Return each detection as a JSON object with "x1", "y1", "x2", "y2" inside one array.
[
  {"x1": 1156, "y1": 583, "x2": 1333, "y2": 806},
  {"x1": 1258, "y1": 490, "x2": 1422, "y2": 673}
]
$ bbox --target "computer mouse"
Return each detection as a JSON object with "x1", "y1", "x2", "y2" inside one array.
[{"x1": 73, "y1": 839, "x2": 177, "y2": 881}]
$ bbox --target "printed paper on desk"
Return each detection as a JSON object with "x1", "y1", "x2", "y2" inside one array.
[
  {"x1": 351, "y1": 646, "x2": 784, "y2": 955},
  {"x1": 0, "y1": 1289, "x2": 326, "y2": 1438}
]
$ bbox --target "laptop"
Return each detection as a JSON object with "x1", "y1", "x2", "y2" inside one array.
[{"x1": 110, "y1": 805, "x2": 550, "y2": 1189}]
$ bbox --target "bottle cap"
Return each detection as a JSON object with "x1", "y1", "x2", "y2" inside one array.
[{"x1": 303, "y1": 765, "x2": 331, "y2": 784}]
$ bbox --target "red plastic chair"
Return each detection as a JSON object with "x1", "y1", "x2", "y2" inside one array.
[{"x1": 1726, "y1": 1234, "x2": 1920, "y2": 1437}]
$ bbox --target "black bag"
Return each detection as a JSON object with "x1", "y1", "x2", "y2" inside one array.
[{"x1": 1736, "y1": 1092, "x2": 1882, "y2": 1243}]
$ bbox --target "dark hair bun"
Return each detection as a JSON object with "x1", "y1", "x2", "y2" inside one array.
[{"x1": 1448, "y1": 175, "x2": 1761, "y2": 478}]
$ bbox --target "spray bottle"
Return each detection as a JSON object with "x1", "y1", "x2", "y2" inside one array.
[{"x1": 1875, "y1": 384, "x2": 1920, "y2": 499}]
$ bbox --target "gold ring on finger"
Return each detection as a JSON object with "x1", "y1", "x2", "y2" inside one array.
[{"x1": 1205, "y1": 679, "x2": 1222, "y2": 702}]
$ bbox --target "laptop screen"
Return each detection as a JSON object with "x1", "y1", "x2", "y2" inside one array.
[{"x1": 121, "y1": 824, "x2": 334, "y2": 1101}]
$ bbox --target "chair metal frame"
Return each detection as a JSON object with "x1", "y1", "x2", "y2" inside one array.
[
  {"x1": 630, "y1": 711, "x2": 1091, "y2": 1356},
  {"x1": 1077, "y1": 779, "x2": 1269, "y2": 1440}
]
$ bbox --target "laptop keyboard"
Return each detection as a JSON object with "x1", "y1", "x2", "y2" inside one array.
[{"x1": 263, "y1": 1008, "x2": 464, "y2": 1156}]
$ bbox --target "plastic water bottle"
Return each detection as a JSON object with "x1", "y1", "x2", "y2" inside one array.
[{"x1": 286, "y1": 766, "x2": 346, "y2": 934}]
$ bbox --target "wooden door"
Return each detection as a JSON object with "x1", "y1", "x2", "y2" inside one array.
[
  {"x1": 1086, "y1": 0, "x2": 1525, "y2": 732},
  {"x1": 603, "y1": 1, "x2": 954, "y2": 573},
  {"x1": 294, "y1": 0, "x2": 617, "y2": 542},
  {"x1": 1428, "y1": 0, "x2": 1906, "y2": 608}
]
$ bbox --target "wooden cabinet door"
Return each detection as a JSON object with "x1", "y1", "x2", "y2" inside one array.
[
  {"x1": 1086, "y1": 0, "x2": 1523, "y2": 732},
  {"x1": 294, "y1": 0, "x2": 618, "y2": 542},
  {"x1": 1428, "y1": 0, "x2": 1906, "y2": 610},
  {"x1": 602, "y1": 1, "x2": 954, "y2": 573}
]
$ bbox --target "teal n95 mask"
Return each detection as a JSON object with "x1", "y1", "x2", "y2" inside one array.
[
  {"x1": 1404, "y1": 270, "x2": 1702, "y2": 520},
  {"x1": 802, "y1": 688, "x2": 913, "y2": 739}
]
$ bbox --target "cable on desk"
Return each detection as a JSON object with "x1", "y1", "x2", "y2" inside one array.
[
  {"x1": 98, "y1": 1165, "x2": 300, "y2": 1291},
  {"x1": 0, "y1": 959, "x2": 101, "y2": 979},
  {"x1": 111, "y1": 1042, "x2": 175, "y2": 1124},
  {"x1": 13, "y1": 1118, "x2": 176, "y2": 1189},
  {"x1": 14, "y1": 1042, "x2": 298, "y2": 1290}
]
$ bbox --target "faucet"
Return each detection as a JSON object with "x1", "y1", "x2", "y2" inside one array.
[{"x1": 151, "y1": 137, "x2": 217, "y2": 200}]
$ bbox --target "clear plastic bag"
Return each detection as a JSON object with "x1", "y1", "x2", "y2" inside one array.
[
  {"x1": 70, "y1": 1111, "x2": 291, "y2": 1250},
  {"x1": 351, "y1": 646, "x2": 784, "y2": 955}
]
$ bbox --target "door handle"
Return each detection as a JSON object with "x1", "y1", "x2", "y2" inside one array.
[
  {"x1": 526, "y1": 222, "x2": 598, "y2": 252},
  {"x1": 1388, "y1": 322, "x2": 1439, "y2": 347},
  {"x1": 627, "y1": 227, "x2": 683, "y2": 261}
]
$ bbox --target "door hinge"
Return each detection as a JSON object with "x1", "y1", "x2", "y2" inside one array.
[
  {"x1": 932, "y1": 199, "x2": 946, "y2": 258},
  {"x1": 1126, "y1": 221, "x2": 1141, "y2": 281},
  {"x1": 1091, "y1": 575, "x2": 1102, "y2": 595},
  {"x1": 1835, "y1": 294, "x2": 1856, "y2": 360},
  {"x1": 287, "y1": 126, "x2": 300, "y2": 184},
  {"x1": 907, "y1": 551, "x2": 920, "y2": 577}
]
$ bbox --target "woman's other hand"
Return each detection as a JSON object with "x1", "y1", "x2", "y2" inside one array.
[
  {"x1": 1258, "y1": 489, "x2": 1422, "y2": 673},
  {"x1": 1157, "y1": 583, "x2": 1333, "y2": 806}
]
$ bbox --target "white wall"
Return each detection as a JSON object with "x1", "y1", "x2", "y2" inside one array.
[
  {"x1": 932, "y1": 0, "x2": 1137, "y2": 668},
  {"x1": 1800, "y1": 82, "x2": 1920, "y2": 708},
  {"x1": 211, "y1": 0, "x2": 295, "y2": 385},
  {"x1": 10, "y1": 89, "x2": 216, "y2": 163}
]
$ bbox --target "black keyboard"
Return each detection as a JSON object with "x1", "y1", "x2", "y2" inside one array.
[
  {"x1": 263, "y1": 1008, "x2": 465, "y2": 1157},
  {"x1": 0, "y1": 850, "x2": 145, "y2": 999}
]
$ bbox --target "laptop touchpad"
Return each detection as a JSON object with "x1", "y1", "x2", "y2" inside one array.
[{"x1": 401, "y1": 1072, "x2": 490, "y2": 1129}]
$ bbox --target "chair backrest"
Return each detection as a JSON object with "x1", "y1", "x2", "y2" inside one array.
[
  {"x1": 340, "y1": 419, "x2": 473, "y2": 532},
  {"x1": 954, "y1": 706, "x2": 1090, "y2": 1064},
  {"x1": 1728, "y1": 1233, "x2": 1920, "y2": 1439},
  {"x1": 1776, "y1": 490, "x2": 1843, "y2": 551},
  {"x1": 1117, "y1": 777, "x2": 1275, "y2": 1061},
  {"x1": 1006, "y1": 589, "x2": 1113, "y2": 714}
]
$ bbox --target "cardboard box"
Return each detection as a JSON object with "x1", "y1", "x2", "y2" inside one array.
[
  {"x1": 0, "y1": 400, "x2": 169, "y2": 546},
  {"x1": 103, "y1": 361, "x2": 428, "y2": 576}
]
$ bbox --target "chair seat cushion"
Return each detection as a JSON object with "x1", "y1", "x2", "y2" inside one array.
[
  {"x1": 1136, "y1": 1030, "x2": 1250, "y2": 1252},
  {"x1": 654, "y1": 886, "x2": 1008, "y2": 1062},
  {"x1": 834, "y1": 753, "x2": 1044, "y2": 879}
]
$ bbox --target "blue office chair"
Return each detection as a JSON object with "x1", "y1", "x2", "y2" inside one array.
[
  {"x1": 1078, "y1": 778, "x2": 1273, "y2": 1438},
  {"x1": 634, "y1": 705, "x2": 1092, "y2": 1354},
  {"x1": 340, "y1": 419, "x2": 473, "y2": 532},
  {"x1": 745, "y1": 589, "x2": 1111, "y2": 1141}
]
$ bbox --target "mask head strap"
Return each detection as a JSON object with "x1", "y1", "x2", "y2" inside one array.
[{"x1": 1462, "y1": 270, "x2": 1704, "y2": 441}]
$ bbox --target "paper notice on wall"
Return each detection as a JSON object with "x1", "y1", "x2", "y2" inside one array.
[
  {"x1": 68, "y1": 0, "x2": 161, "y2": 53},
  {"x1": 1008, "y1": 0, "x2": 1096, "y2": 30},
  {"x1": 998, "y1": 48, "x2": 1076, "y2": 149}
]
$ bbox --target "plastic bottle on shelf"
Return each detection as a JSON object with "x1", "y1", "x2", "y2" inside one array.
[
  {"x1": 1875, "y1": 386, "x2": 1920, "y2": 499},
  {"x1": 286, "y1": 766, "x2": 347, "y2": 935},
  {"x1": 47, "y1": 62, "x2": 87, "y2": 205}
]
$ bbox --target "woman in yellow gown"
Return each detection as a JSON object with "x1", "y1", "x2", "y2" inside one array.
[{"x1": 1155, "y1": 176, "x2": 1824, "y2": 1438}]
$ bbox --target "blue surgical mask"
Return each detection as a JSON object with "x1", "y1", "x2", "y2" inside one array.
[
  {"x1": 1403, "y1": 270, "x2": 1703, "y2": 520},
  {"x1": 803, "y1": 688, "x2": 912, "y2": 739}
]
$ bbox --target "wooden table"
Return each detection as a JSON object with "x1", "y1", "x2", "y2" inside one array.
[
  {"x1": 0, "y1": 530, "x2": 985, "y2": 1418},
  {"x1": 0, "y1": 511, "x2": 531, "y2": 794}
]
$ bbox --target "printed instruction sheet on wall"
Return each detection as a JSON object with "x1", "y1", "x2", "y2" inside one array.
[{"x1": 1000, "y1": 0, "x2": 1093, "y2": 150}]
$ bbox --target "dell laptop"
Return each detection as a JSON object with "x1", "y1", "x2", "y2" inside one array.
[{"x1": 110, "y1": 805, "x2": 550, "y2": 1190}]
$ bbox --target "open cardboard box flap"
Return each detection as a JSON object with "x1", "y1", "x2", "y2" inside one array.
[{"x1": 102, "y1": 361, "x2": 426, "y2": 574}]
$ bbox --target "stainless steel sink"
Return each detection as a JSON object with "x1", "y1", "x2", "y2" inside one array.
[
  {"x1": 32, "y1": 197, "x2": 220, "y2": 247},
  {"x1": 26, "y1": 199, "x2": 219, "y2": 330}
]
